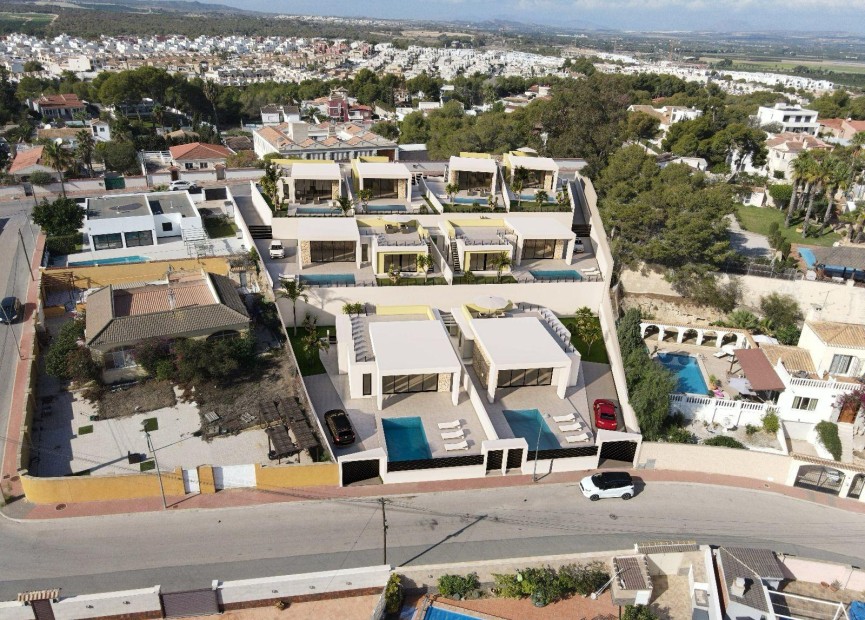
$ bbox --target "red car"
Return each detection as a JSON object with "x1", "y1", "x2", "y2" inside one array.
[{"x1": 593, "y1": 399, "x2": 619, "y2": 431}]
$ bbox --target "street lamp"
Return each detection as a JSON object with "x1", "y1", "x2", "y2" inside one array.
[{"x1": 142, "y1": 427, "x2": 167, "y2": 509}]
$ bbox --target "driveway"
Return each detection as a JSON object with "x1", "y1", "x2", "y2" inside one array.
[{"x1": 727, "y1": 213, "x2": 771, "y2": 259}]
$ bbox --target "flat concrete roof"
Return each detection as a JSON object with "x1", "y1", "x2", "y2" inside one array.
[
  {"x1": 297, "y1": 218, "x2": 360, "y2": 241},
  {"x1": 507, "y1": 154, "x2": 558, "y2": 172},
  {"x1": 356, "y1": 161, "x2": 411, "y2": 179},
  {"x1": 508, "y1": 217, "x2": 574, "y2": 239},
  {"x1": 471, "y1": 317, "x2": 570, "y2": 369},
  {"x1": 147, "y1": 191, "x2": 197, "y2": 217},
  {"x1": 86, "y1": 194, "x2": 150, "y2": 220},
  {"x1": 290, "y1": 162, "x2": 341, "y2": 180},
  {"x1": 369, "y1": 319, "x2": 461, "y2": 375},
  {"x1": 449, "y1": 156, "x2": 497, "y2": 174}
]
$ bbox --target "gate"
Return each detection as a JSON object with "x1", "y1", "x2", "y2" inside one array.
[
  {"x1": 31, "y1": 600, "x2": 55, "y2": 620},
  {"x1": 212, "y1": 464, "x2": 256, "y2": 490},
  {"x1": 599, "y1": 440, "x2": 638, "y2": 464},
  {"x1": 848, "y1": 474, "x2": 865, "y2": 500},
  {"x1": 161, "y1": 589, "x2": 219, "y2": 618},
  {"x1": 486, "y1": 449, "x2": 503, "y2": 471},
  {"x1": 104, "y1": 176, "x2": 126, "y2": 191},
  {"x1": 793, "y1": 465, "x2": 844, "y2": 496},
  {"x1": 182, "y1": 468, "x2": 200, "y2": 494},
  {"x1": 342, "y1": 459, "x2": 380, "y2": 486},
  {"x1": 505, "y1": 448, "x2": 524, "y2": 470}
]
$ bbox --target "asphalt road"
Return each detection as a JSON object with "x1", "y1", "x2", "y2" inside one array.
[{"x1": 2, "y1": 481, "x2": 864, "y2": 598}]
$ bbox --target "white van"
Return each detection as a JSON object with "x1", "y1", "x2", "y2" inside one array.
[{"x1": 269, "y1": 240, "x2": 285, "y2": 259}]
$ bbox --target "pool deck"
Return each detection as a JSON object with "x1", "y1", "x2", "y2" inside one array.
[{"x1": 646, "y1": 339, "x2": 742, "y2": 398}]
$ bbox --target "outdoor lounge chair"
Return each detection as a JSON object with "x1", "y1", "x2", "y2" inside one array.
[
  {"x1": 713, "y1": 350, "x2": 729, "y2": 358},
  {"x1": 552, "y1": 414, "x2": 575, "y2": 423},
  {"x1": 580, "y1": 267, "x2": 600, "y2": 274},
  {"x1": 441, "y1": 430, "x2": 465, "y2": 440},
  {"x1": 438, "y1": 420, "x2": 461, "y2": 430},
  {"x1": 559, "y1": 422, "x2": 584, "y2": 432},
  {"x1": 444, "y1": 440, "x2": 469, "y2": 451},
  {"x1": 566, "y1": 433, "x2": 591, "y2": 443}
]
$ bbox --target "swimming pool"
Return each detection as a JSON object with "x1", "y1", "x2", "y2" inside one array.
[
  {"x1": 530, "y1": 269, "x2": 581, "y2": 281},
  {"x1": 424, "y1": 606, "x2": 482, "y2": 620},
  {"x1": 366, "y1": 204, "x2": 407, "y2": 212},
  {"x1": 520, "y1": 192, "x2": 555, "y2": 203},
  {"x1": 298, "y1": 273, "x2": 356, "y2": 285},
  {"x1": 68, "y1": 255, "x2": 149, "y2": 266},
  {"x1": 655, "y1": 352, "x2": 709, "y2": 394},
  {"x1": 452, "y1": 196, "x2": 487, "y2": 205},
  {"x1": 382, "y1": 417, "x2": 432, "y2": 461},
  {"x1": 296, "y1": 206, "x2": 340, "y2": 215},
  {"x1": 502, "y1": 409, "x2": 559, "y2": 450},
  {"x1": 799, "y1": 247, "x2": 816, "y2": 269}
]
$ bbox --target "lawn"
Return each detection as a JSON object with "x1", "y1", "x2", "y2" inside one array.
[
  {"x1": 562, "y1": 317, "x2": 610, "y2": 364},
  {"x1": 142, "y1": 417, "x2": 159, "y2": 432},
  {"x1": 287, "y1": 326, "x2": 332, "y2": 376},
  {"x1": 140, "y1": 460, "x2": 156, "y2": 472},
  {"x1": 78, "y1": 425, "x2": 93, "y2": 435},
  {"x1": 453, "y1": 275, "x2": 518, "y2": 284},
  {"x1": 735, "y1": 206, "x2": 841, "y2": 248},
  {"x1": 202, "y1": 217, "x2": 237, "y2": 239}
]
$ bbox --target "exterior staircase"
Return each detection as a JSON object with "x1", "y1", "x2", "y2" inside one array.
[
  {"x1": 425, "y1": 240, "x2": 435, "y2": 273},
  {"x1": 839, "y1": 422, "x2": 855, "y2": 463},
  {"x1": 248, "y1": 225, "x2": 272, "y2": 240},
  {"x1": 450, "y1": 240, "x2": 462, "y2": 274}
]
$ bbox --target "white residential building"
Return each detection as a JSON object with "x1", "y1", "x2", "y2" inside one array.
[{"x1": 756, "y1": 104, "x2": 820, "y2": 135}]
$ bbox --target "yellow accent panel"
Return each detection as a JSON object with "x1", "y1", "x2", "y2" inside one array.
[
  {"x1": 459, "y1": 152, "x2": 493, "y2": 159},
  {"x1": 271, "y1": 158, "x2": 334, "y2": 165},
  {"x1": 43, "y1": 257, "x2": 232, "y2": 289},
  {"x1": 377, "y1": 250, "x2": 426, "y2": 274},
  {"x1": 197, "y1": 465, "x2": 216, "y2": 494},
  {"x1": 254, "y1": 463, "x2": 339, "y2": 488},
  {"x1": 20, "y1": 469, "x2": 186, "y2": 504},
  {"x1": 377, "y1": 305, "x2": 435, "y2": 320}
]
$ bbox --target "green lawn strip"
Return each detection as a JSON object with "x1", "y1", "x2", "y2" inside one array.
[
  {"x1": 140, "y1": 460, "x2": 156, "y2": 472},
  {"x1": 202, "y1": 217, "x2": 237, "y2": 238},
  {"x1": 287, "y1": 326, "x2": 332, "y2": 376},
  {"x1": 453, "y1": 275, "x2": 517, "y2": 284},
  {"x1": 561, "y1": 318, "x2": 610, "y2": 364},
  {"x1": 735, "y1": 206, "x2": 840, "y2": 248},
  {"x1": 78, "y1": 425, "x2": 93, "y2": 435},
  {"x1": 376, "y1": 277, "x2": 448, "y2": 286},
  {"x1": 142, "y1": 417, "x2": 158, "y2": 432}
]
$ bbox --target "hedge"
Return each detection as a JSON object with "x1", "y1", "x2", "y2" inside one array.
[
  {"x1": 815, "y1": 421, "x2": 842, "y2": 461},
  {"x1": 703, "y1": 436, "x2": 746, "y2": 449},
  {"x1": 46, "y1": 233, "x2": 82, "y2": 256}
]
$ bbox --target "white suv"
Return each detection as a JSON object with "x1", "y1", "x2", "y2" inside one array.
[
  {"x1": 579, "y1": 472, "x2": 635, "y2": 501},
  {"x1": 169, "y1": 180, "x2": 197, "y2": 191},
  {"x1": 269, "y1": 240, "x2": 285, "y2": 259}
]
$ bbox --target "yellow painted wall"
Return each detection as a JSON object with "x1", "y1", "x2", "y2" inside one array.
[
  {"x1": 42, "y1": 257, "x2": 231, "y2": 290},
  {"x1": 198, "y1": 465, "x2": 216, "y2": 494},
  {"x1": 464, "y1": 250, "x2": 511, "y2": 272},
  {"x1": 21, "y1": 469, "x2": 186, "y2": 505},
  {"x1": 459, "y1": 152, "x2": 493, "y2": 159},
  {"x1": 377, "y1": 251, "x2": 425, "y2": 274},
  {"x1": 254, "y1": 463, "x2": 339, "y2": 488},
  {"x1": 376, "y1": 305, "x2": 435, "y2": 320}
]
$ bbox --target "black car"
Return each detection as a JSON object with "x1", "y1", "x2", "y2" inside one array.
[
  {"x1": 0, "y1": 296, "x2": 21, "y2": 324},
  {"x1": 324, "y1": 409, "x2": 355, "y2": 446}
]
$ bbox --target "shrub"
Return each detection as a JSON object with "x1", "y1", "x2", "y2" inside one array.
[
  {"x1": 45, "y1": 233, "x2": 81, "y2": 255},
  {"x1": 134, "y1": 338, "x2": 173, "y2": 375},
  {"x1": 762, "y1": 412, "x2": 780, "y2": 434},
  {"x1": 623, "y1": 605, "x2": 660, "y2": 620},
  {"x1": 384, "y1": 573, "x2": 402, "y2": 614},
  {"x1": 704, "y1": 436, "x2": 746, "y2": 449},
  {"x1": 32, "y1": 197, "x2": 84, "y2": 237},
  {"x1": 745, "y1": 424, "x2": 759, "y2": 436},
  {"x1": 438, "y1": 573, "x2": 480, "y2": 599},
  {"x1": 28, "y1": 171, "x2": 54, "y2": 186},
  {"x1": 815, "y1": 421, "x2": 842, "y2": 461},
  {"x1": 45, "y1": 319, "x2": 86, "y2": 379},
  {"x1": 65, "y1": 346, "x2": 101, "y2": 384},
  {"x1": 665, "y1": 426, "x2": 695, "y2": 443},
  {"x1": 493, "y1": 573, "x2": 527, "y2": 599},
  {"x1": 557, "y1": 562, "x2": 609, "y2": 596}
]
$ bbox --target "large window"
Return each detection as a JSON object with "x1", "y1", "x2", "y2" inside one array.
[
  {"x1": 497, "y1": 367, "x2": 553, "y2": 388},
  {"x1": 383, "y1": 253, "x2": 417, "y2": 272},
  {"x1": 310, "y1": 240, "x2": 355, "y2": 262},
  {"x1": 522, "y1": 239, "x2": 557, "y2": 260},
  {"x1": 296, "y1": 179, "x2": 333, "y2": 200},
  {"x1": 124, "y1": 230, "x2": 153, "y2": 247},
  {"x1": 829, "y1": 354, "x2": 854, "y2": 375},
  {"x1": 363, "y1": 373, "x2": 372, "y2": 396},
  {"x1": 104, "y1": 346, "x2": 136, "y2": 370},
  {"x1": 92, "y1": 233, "x2": 123, "y2": 250},
  {"x1": 456, "y1": 171, "x2": 492, "y2": 191},
  {"x1": 383, "y1": 374, "x2": 439, "y2": 394},
  {"x1": 365, "y1": 177, "x2": 398, "y2": 199},
  {"x1": 468, "y1": 252, "x2": 502, "y2": 271},
  {"x1": 792, "y1": 396, "x2": 818, "y2": 411}
]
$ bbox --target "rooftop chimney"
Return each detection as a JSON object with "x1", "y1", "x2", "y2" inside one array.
[{"x1": 730, "y1": 577, "x2": 747, "y2": 598}]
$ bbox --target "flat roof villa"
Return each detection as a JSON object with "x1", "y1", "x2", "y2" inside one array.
[
  {"x1": 278, "y1": 161, "x2": 343, "y2": 210},
  {"x1": 296, "y1": 218, "x2": 362, "y2": 270},
  {"x1": 352, "y1": 160, "x2": 413, "y2": 210},
  {"x1": 502, "y1": 151, "x2": 560, "y2": 193},
  {"x1": 447, "y1": 154, "x2": 499, "y2": 196}
]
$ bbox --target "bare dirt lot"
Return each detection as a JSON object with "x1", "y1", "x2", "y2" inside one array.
[{"x1": 99, "y1": 380, "x2": 177, "y2": 418}]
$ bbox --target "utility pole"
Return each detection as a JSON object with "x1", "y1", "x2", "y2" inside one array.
[
  {"x1": 380, "y1": 497, "x2": 388, "y2": 565},
  {"x1": 144, "y1": 429, "x2": 167, "y2": 509}
]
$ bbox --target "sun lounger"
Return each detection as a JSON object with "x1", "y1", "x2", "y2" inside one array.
[
  {"x1": 580, "y1": 268, "x2": 600, "y2": 274},
  {"x1": 559, "y1": 422, "x2": 584, "y2": 432},
  {"x1": 713, "y1": 350, "x2": 729, "y2": 358},
  {"x1": 444, "y1": 440, "x2": 469, "y2": 451},
  {"x1": 438, "y1": 420, "x2": 461, "y2": 430},
  {"x1": 441, "y1": 430, "x2": 465, "y2": 440},
  {"x1": 566, "y1": 433, "x2": 591, "y2": 443},
  {"x1": 552, "y1": 414, "x2": 575, "y2": 423}
]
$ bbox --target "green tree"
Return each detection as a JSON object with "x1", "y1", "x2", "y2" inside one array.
[
  {"x1": 95, "y1": 141, "x2": 138, "y2": 174},
  {"x1": 31, "y1": 197, "x2": 84, "y2": 236},
  {"x1": 23, "y1": 60, "x2": 44, "y2": 73},
  {"x1": 416, "y1": 253, "x2": 432, "y2": 283},
  {"x1": 760, "y1": 293, "x2": 802, "y2": 329},
  {"x1": 572, "y1": 307, "x2": 602, "y2": 356},
  {"x1": 40, "y1": 141, "x2": 74, "y2": 197},
  {"x1": 491, "y1": 252, "x2": 511, "y2": 283},
  {"x1": 276, "y1": 278, "x2": 309, "y2": 336},
  {"x1": 768, "y1": 184, "x2": 793, "y2": 210},
  {"x1": 626, "y1": 111, "x2": 661, "y2": 141},
  {"x1": 534, "y1": 189, "x2": 549, "y2": 208},
  {"x1": 398, "y1": 111, "x2": 430, "y2": 144},
  {"x1": 371, "y1": 121, "x2": 399, "y2": 140},
  {"x1": 75, "y1": 130, "x2": 96, "y2": 178},
  {"x1": 336, "y1": 194, "x2": 354, "y2": 216},
  {"x1": 623, "y1": 606, "x2": 659, "y2": 620}
]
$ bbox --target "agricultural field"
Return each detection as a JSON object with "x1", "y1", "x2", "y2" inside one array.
[
  {"x1": 0, "y1": 12, "x2": 56, "y2": 34},
  {"x1": 700, "y1": 55, "x2": 865, "y2": 75}
]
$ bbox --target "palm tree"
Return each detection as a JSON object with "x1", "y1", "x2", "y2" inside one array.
[
  {"x1": 202, "y1": 79, "x2": 220, "y2": 136},
  {"x1": 357, "y1": 188, "x2": 373, "y2": 211},
  {"x1": 444, "y1": 183, "x2": 459, "y2": 204},
  {"x1": 787, "y1": 151, "x2": 815, "y2": 227},
  {"x1": 40, "y1": 141, "x2": 73, "y2": 198},
  {"x1": 801, "y1": 154, "x2": 828, "y2": 237},
  {"x1": 486, "y1": 194, "x2": 498, "y2": 212},
  {"x1": 336, "y1": 194, "x2": 353, "y2": 216},
  {"x1": 276, "y1": 278, "x2": 309, "y2": 336},
  {"x1": 534, "y1": 189, "x2": 549, "y2": 208},
  {"x1": 819, "y1": 155, "x2": 852, "y2": 235},
  {"x1": 511, "y1": 178, "x2": 524, "y2": 208},
  {"x1": 416, "y1": 253, "x2": 432, "y2": 283},
  {"x1": 152, "y1": 103, "x2": 165, "y2": 131},
  {"x1": 75, "y1": 130, "x2": 96, "y2": 178},
  {"x1": 491, "y1": 252, "x2": 511, "y2": 283}
]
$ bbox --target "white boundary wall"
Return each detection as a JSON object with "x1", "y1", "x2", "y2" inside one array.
[
  {"x1": 776, "y1": 556, "x2": 865, "y2": 590},
  {"x1": 215, "y1": 566, "x2": 391, "y2": 605},
  {"x1": 52, "y1": 587, "x2": 161, "y2": 620},
  {"x1": 249, "y1": 181, "x2": 273, "y2": 226},
  {"x1": 638, "y1": 442, "x2": 793, "y2": 483}
]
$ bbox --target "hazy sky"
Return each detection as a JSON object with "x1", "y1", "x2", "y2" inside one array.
[{"x1": 214, "y1": 0, "x2": 864, "y2": 33}]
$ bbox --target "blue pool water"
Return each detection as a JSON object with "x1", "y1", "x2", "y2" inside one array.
[
  {"x1": 799, "y1": 247, "x2": 817, "y2": 268},
  {"x1": 425, "y1": 607, "x2": 481, "y2": 620},
  {"x1": 298, "y1": 273, "x2": 356, "y2": 285},
  {"x1": 530, "y1": 269, "x2": 581, "y2": 281},
  {"x1": 520, "y1": 192, "x2": 555, "y2": 203},
  {"x1": 68, "y1": 255, "x2": 148, "y2": 266},
  {"x1": 655, "y1": 352, "x2": 709, "y2": 394},
  {"x1": 382, "y1": 417, "x2": 432, "y2": 461},
  {"x1": 502, "y1": 409, "x2": 559, "y2": 450},
  {"x1": 452, "y1": 196, "x2": 488, "y2": 205},
  {"x1": 366, "y1": 204, "x2": 407, "y2": 212},
  {"x1": 296, "y1": 206, "x2": 340, "y2": 215}
]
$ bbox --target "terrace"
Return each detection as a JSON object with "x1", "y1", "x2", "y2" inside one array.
[{"x1": 278, "y1": 162, "x2": 342, "y2": 214}]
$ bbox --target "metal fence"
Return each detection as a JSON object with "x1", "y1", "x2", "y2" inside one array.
[{"x1": 720, "y1": 261, "x2": 802, "y2": 281}]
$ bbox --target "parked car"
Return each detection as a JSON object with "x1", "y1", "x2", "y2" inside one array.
[
  {"x1": 169, "y1": 180, "x2": 197, "y2": 191},
  {"x1": 579, "y1": 471, "x2": 635, "y2": 501},
  {"x1": 593, "y1": 399, "x2": 619, "y2": 431},
  {"x1": 324, "y1": 409, "x2": 355, "y2": 446},
  {"x1": 0, "y1": 296, "x2": 22, "y2": 324},
  {"x1": 269, "y1": 239, "x2": 285, "y2": 259}
]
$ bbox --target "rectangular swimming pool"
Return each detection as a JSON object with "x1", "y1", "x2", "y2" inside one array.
[
  {"x1": 298, "y1": 273, "x2": 356, "y2": 285},
  {"x1": 425, "y1": 606, "x2": 482, "y2": 620},
  {"x1": 382, "y1": 417, "x2": 432, "y2": 461},
  {"x1": 366, "y1": 204, "x2": 407, "y2": 212},
  {"x1": 502, "y1": 409, "x2": 559, "y2": 450},
  {"x1": 452, "y1": 196, "x2": 487, "y2": 205},
  {"x1": 799, "y1": 247, "x2": 816, "y2": 269},
  {"x1": 655, "y1": 352, "x2": 709, "y2": 394},
  {"x1": 530, "y1": 269, "x2": 581, "y2": 281},
  {"x1": 296, "y1": 206, "x2": 340, "y2": 215},
  {"x1": 68, "y1": 255, "x2": 149, "y2": 266}
]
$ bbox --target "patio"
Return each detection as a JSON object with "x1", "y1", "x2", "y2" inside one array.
[{"x1": 644, "y1": 340, "x2": 747, "y2": 399}]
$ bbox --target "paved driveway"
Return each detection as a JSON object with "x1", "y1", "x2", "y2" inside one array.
[{"x1": 727, "y1": 213, "x2": 771, "y2": 259}]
